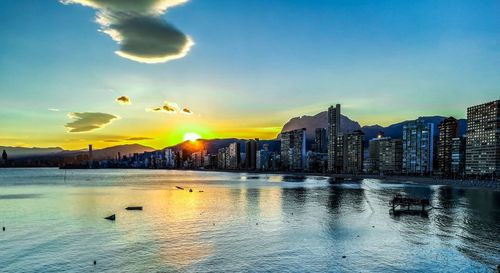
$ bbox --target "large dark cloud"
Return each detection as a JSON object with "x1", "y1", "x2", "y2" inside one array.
[
  {"x1": 65, "y1": 112, "x2": 118, "y2": 133},
  {"x1": 61, "y1": 0, "x2": 193, "y2": 63}
]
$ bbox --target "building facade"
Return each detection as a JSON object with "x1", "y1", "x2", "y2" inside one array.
[
  {"x1": 437, "y1": 117, "x2": 458, "y2": 176},
  {"x1": 314, "y1": 128, "x2": 327, "y2": 153},
  {"x1": 227, "y1": 142, "x2": 241, "y2": 169},
  {"x1": 245, "y1": 139, "x2": 258, "y2": 170},
  {"x1": 402, "y1": 121, "x2": 434, "y2": 175},
  {"x1": 451, "y1": 137, "x2": 466, "y2": 177},
  {"x1": 344, "y1": 130, "x2": 364, "y2": 173},
  {"x1": 327, "y1": 104, "x2": 341, "y2": 173},
  {"x1": 280, "y1": 128, "x2": 306, "y2": 171},
  {"x1": 465, "y1": 100, "x2": 500, "y2": 177}
]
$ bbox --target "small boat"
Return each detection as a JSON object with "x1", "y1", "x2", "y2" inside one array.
[
  {"x1": 125, "y1": 206, "x2": 143, "y2": 211},
  {"x1": 104, "y1": 214, "x2": 116, "y2": 221},
  {"x1": 176, "y1": 186, "x2": 184, "y2": 190}
]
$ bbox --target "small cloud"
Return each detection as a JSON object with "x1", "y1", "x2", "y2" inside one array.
[
  {"x1": 65, "y1": 112, "x2": 118, "y2": 133},
  {"x1": 181, "y1": 107, "x2": 193, "y2": 115},
  {"x1": 116, "y1": 95, "x2": 131, "y2": 105},
  {"x1": 104, "y1": 139, "x2": 121, "y2": 143},
  {"x1": 48, "y1": 108, "x2": 60, "y2": 112},
  {"x1": 60, "y1": 0, "x2": 194, "y2": 64},
  {"x1": 126, "y1": 137, "x2": 153, "y2": 141},
  {"x1": 148, "y1": 101, "x2": 180, "y2": 114},
  {"x1": 162, "y1": 104, "x2": 177, "y2": 113}
]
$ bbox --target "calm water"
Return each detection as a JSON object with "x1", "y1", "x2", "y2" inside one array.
[{"x1": 0, "y1": 168, "x2": 499, "y2": 273}]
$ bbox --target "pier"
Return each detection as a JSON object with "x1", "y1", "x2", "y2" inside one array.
[{"x1": 389, "y1": 194, "x2": 430, "y2": 215}]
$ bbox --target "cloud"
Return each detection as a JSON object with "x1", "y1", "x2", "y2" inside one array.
[
  {"x1": 116, "y1": 95, "x2": 131, "y2": 105},
  {"x1": 48, "y1": 108, "x2": 60, "y2": 112},
  {"x1": 126, "y1": 136, "x2": 153, "y2": 140},
  {"x1": 60, "y1": 0, "x2": 193, "y2": 63},
  {"x1": 181, "y1": 107, "x2": 193, "y2": 115},
  {"x1": 65, "y1": 112, "x2": 118, "y2": 133}
]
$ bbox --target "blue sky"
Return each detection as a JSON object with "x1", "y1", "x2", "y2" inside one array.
[{"x1": 0, "y1": 0, "x2": 499, "y2": 149}]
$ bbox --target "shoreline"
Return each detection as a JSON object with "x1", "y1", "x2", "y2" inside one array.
[{"x1": 2, "y1": 166, "x2": 499, "y2": 190}]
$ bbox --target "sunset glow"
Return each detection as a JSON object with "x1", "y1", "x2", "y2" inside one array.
[{"x1": 183, "y1": 133, "x2": 201, "y2": 142}]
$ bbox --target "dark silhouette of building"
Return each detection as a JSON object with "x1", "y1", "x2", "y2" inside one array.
[
  {"x1": 314, "y1": 128, "x2": 327, "y2": 153},
  {"x1": 328, "y1": 104, "x2": 341, "y2": 173},
  {"x1": 280, "y1": 128, "x2": 306, "y2": 171},
  {"x1": 2, "y1": 150, "x2": 7, "y2": 165},
  {"x1": 438, "y1": 117, "x2": 458, "y2": 176},
  {"x1": 451, "y1": 137, "x2": 466, "y2": 177},
  {"x1": 345, "y1": 130, "x2": 364, "y2": 173},
  {"x1": 245, "y1": 139, "x2": 258, "y2": 170}
]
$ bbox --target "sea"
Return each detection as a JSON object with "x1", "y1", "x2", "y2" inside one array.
[{"x1": 0, "y1": 168, "x2": 499, "y2": 273}]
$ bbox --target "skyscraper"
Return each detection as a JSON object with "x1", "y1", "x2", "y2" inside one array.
[
  {"x1": 245, "y1": 139, "x2": 258, "y2": 170},
  {"x1": 280, "y1": 128, "x2": 306, "y2": 171},
  {"x1": 345, "y1": 130, "x2": 364, "y2": 173},
  {"x1": 437, "y1": 117, "x2": 458, "y2": 176},
  {"x1": 327, "y1": 104, "x2": 341, "y2": 173},
  {"x1": 451, "y1": 137, "x2": 466, "y2": 177},
  {"x1": 379, "y1": 138, "x2": 403, "y2": 174},
  {"x1": 465, "y1": 100, "x2": 500, "y2": 177},
  {"x1": 227, "y1": 142, "x2": 241, "y2": 170},
  {"x1": 402, "y1": 121, "x2": 434, "y2": 175},
  {"x1": 314, "y1": 128, "x2": 327, "y2": 153}
]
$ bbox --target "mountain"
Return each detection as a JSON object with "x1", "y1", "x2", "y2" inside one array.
[
  {"x1": 0, "y1": 146, "x2": 64, "y2": 158},
  {"x1": 280, "y1": 112, "x2": 467, "y2": 141},
  {"x1": 165, "y1": 138, "x2": 280, "y2": 154},
  {"x1": 281, "y1": 111, "x2": 361, "y2": 139},
  {"x1": 1, "y1": 144, "x2": 155, "y2": 160},
  {"x1": 89, "y1": 144, "x2": 155, "y2": 159},
  {"x1": 361, "y1": 116, "x2": 467, "y2": 140}
]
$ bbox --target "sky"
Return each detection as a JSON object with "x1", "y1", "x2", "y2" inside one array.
[{"x1": 0, "y1": 0, "x2": 499, "y2": 150}]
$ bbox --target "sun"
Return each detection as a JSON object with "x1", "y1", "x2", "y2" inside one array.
[{"x1": 183, "y1": 132, "x2": 201, "y2": 142}]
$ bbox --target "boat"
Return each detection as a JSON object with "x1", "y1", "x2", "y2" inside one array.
[
  {"x1": 125, "y1": 206, "x2": 143, "y2": 211},
  {"x1": 176, "y1": 186, "x2": 184, "y2": 190},
  {"x1": 104, "y1": 214, "x2": 116, "y2": 221}
]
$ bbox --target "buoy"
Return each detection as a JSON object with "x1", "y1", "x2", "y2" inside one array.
[
  {"x1": 256, "y1": 222, "x2": 258, "y2": 225},
  {"x1": 342, "y1": 256, "x2": 346, "y2": 259},
  {"x1": 93, "y1": 260, "x2": 96, "y2": 265},
  {"x1": 372, "y1": 225, "x2": 375, "y2": 228},
  {"x1": 189, "y1": 189, "x2": 193, "y2": 192},
  {"x1": 2, "y1": 227, "x2": 5, "y2": 231}
]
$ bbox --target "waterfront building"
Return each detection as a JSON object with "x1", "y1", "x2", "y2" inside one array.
[
  {"x1": 314, "y1": 128, "x2": 328, "y2": 153},
  {"x1": 280, "y1": 128, "x2": 306, "y2": 171},
  {"x1": 402, "y1": 121, "x2": 434, "y2": 175},
  {"x1": 227, "y1": 142, "x2": 241, "y2": 170},
  {"x1": 245, "y1": 139, "x2": 258, "y2": 170},
  {"x1": 327, "y1": 104, "x2": 341, "y2": 173},
  {"x1": 256, "y1": 149, "x2": 270, "y2": 170},
  {"x1": 437, "y1": 117, "x2": 458, "y2": 176},
  {"x1": 379, "y1": 138, "x2": 403, "y2": 174},
  {"x1": 217, "y1": 148, "x2": 227, "y2": 169},
  {"x1": 88, "y1": 144, "x2": 93, "y2": 168},
  {"x1": 344, "y1": 130, "x2": 364, "y2": 173},
  {"x1": 451, "y1": 137, "x2": 466, "y2": 177},
  {"x1": 465, "y1": 100, "x2": 500, "y2": 177},
  {"x1": 164, "y1": 149, "x2": 175, "y2": 168}
]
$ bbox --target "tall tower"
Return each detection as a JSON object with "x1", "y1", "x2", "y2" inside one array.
[
  {"x1": 88, "y1": 144, "x2": 93, "y2": 169},
  {"x1": 327, "y1": 104, "x2": 341, "y2": 172},
  {"x1": 437, "y1": 117, "x2": 458, "y2": 176}
]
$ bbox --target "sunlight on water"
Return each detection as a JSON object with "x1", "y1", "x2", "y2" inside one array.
[{"x1": 0, "y1": 168, "x2": 498, "y2": 272}]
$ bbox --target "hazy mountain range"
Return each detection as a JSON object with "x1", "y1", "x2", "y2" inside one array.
[{"x1": 1, "y1": 112, "x2": 466, "y2": 159}]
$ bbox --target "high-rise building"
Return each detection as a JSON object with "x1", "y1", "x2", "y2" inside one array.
[
  {"x1": 345, "y1": 130, "x2": 364, "y2": 173},
  {"x1": 465, "y1": 100, "x2": 500, "y2": 177},
  {"x1": 217, "y1": 147, "x2": 227, "y2": 169},
  {"x1": 88, "y1": 144, "x2": 93, "y2": 168},
  {"x1": 327, "y1": 104, "x2": 341, "y2": 173},
  {"x1": 314, "y1": 128, "x2": 327, "y2": 153},
  {"x1": 451, "y1": 137, "x2": 466, "y2": 177},
  {"x1": 245, "y1": 139, "x2": 258, "y2": 170},
  {"x1": 437, "y1": 117, "x2": 458, "y2": 176},
  {"x1": 280, "y1": 128, "x2": 306, "y2": 170},
  {"x1": 227, "y1": 142, "x2": 241, "y2": 169},
  {"x1": 402, "y1": 121, "x2": 434, "y2": 175},
  {"x1": 379, "y1": 138, "x2": 403, "y2": 174}
]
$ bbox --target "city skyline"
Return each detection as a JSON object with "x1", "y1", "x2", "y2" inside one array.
[{"x1": 1, "y1": 0, "x2": 500, "y2": 150}]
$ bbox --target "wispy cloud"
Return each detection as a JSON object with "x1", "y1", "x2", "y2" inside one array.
[
  {"x1": 65, "y1": 112, "x2": 118, "y2": 133},
  {"x1": 60, "y1": 0, "x2": 194, "y2": 63},
  {"x1": 48, "y1": 108, "x2": 60, "y2": 112},
  {"x1": 126, "y1": 137, "x2": 153, "y2": 141},
  {"x1": 116, "y1": 95, "x2": 131, "y2": 105}
]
